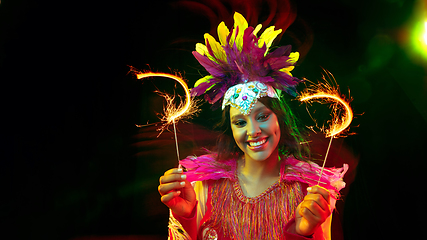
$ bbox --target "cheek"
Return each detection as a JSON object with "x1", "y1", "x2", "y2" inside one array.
[
  {"x1": 275, "y1": 122, "x2": 281, "y2": 137},
  {"x1": 231, "y1": 127, "x2": 240, "y2": 140},
  {"x1": 268, "y1": 117, "x2": 281, "y2": 142},
  {"x1": 264, "y1": 117, "x2": 280, "y2": 135},
  {"x1": 231, "y1": 127, "x2": 245, "y2": 146}
]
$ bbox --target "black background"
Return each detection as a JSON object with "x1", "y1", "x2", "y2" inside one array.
[{"x1": 1, "y1": 0, "x2": 426, "y2": 239}]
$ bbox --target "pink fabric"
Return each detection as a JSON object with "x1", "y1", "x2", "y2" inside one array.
[
  {"x1": 172, "y1": 181, "x2": 321, "y2": 240},
  {"x1": 173, "y1": 154, "x2": 348, "y2": 239},
  {"x1": 180, "y1": 154, "x2": 348, "y2": 197},
  {"x1": 180, "y1": 154, "x2": 237, "y2": 181},
  {"x1": 282, "y1": 157, "x2": 348, "y2": 198}
]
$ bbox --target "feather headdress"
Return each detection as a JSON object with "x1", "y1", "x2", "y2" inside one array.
[{"x1": 191, "y1": 12, "x2": 302, "y2": 109}]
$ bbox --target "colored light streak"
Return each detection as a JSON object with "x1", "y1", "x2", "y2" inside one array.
[
  {"x1": 408, "y1": 0, "x2": 427, "y2": 61},
  {"x1": 300, "y1": 93, "x2": 353, "y2": 138},
  {"x1": 136, "y1": 72, "x2": 193, "y2": 124},
  {"x1": 423, "y1": 21, "x2": 427, "y2": 45},
  {"x1": 411, "y1": 20, "x2": 427, "y2": 60},
  {"x1": 130, "y1": 67, "x2": 199, "y2": 164},
  {"x1": 299, "y1": 71, "x2": 354, "y2": 185},
  {"x1": 299, "y1": 72, "x2": 353, "y2": 138}
]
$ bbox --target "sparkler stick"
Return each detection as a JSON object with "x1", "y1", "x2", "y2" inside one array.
[
  {"x1": 299, "y1": 71, "x2": 353, "y2": 185},
  {"x1": 172, "y1": 119, "x2": 180, "y2": 162},
  {"x1": 317, "y1": 135, "x2": 333, "y2": 185},
  {"x1": 131, "y1": 68, "x2": 198, "y2": 167}
]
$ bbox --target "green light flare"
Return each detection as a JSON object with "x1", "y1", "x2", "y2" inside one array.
[
  {"x1": 409, "y1": 0, "x2": 427, "y2": 62},
  {"x1": 423, "y1": 22, "x2": 427, "y2": 45},
  {"x1": 411, "y1": 21, "x2": 427, "y2": 59}
]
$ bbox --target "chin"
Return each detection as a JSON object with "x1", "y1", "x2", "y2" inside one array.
[{"x1": 246, "y1": 151, "x2": 275, "y2": 162}]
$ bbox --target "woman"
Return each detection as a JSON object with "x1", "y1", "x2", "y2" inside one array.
[{"x1": 158, "y1": 12, "x2": 347, "y2": 239}]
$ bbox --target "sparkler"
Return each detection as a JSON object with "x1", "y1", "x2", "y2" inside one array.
[
  {"x1": 130, "y1": 67, "x2": 198, "y2": 166},
  {"x1": 299, "y1": 70, "x2": 353, "y2": 185}
]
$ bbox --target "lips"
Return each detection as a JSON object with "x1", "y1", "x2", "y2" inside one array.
[{"x1": 247, "y1": 137, "x2": 268, "y2": 150}]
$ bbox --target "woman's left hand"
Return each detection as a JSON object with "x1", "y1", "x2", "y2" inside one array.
[{"x1": 295, "y1": 185, "x2": 331, "y2": 237}]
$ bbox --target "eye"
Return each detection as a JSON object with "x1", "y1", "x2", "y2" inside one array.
[
  {"x1": 257, "y1": 113, "x2": 270, "y2": 121},
  {"x1": 232, "y1": 120, "x2": 246, "y2": 127}
]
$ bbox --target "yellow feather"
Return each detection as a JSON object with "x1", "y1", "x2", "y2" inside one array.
[
  {"x1": 287, "y1": 52, "x2": 300, "y2": 64},
  {"x1": 217, "y1": 21, "x2": 229, "y2": 46},
  {"x1": 279, "y1": 52, "x2": 299, "y2": 76},
  {"x1": 233, "y1": 12, "x2": 248, "y2": 30},
  {"x1": 194, "y1": 75, "x2": 213, "y2": 87},
  {"x1": 230, "y1": 12, "x2": 248, "y2": 50},
  {"x1": 205, "y1": 33, "x2": 227, "y2": 62},
  {"x1": 279, "y1": 67, "x2": 294, "y2": 77},
  {"x1": 259, "y1": 26, "x2": 282, "y2": 51},
  {"x1": 253, "y1": 24, "x2": 262, "y2": 37},
  {"x1": 196, "y1": 43, "x2": 208, "y2": 55}
]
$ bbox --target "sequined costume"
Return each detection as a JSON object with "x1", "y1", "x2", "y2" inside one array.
[{"x1": 168, "y1": 155, "x2": 348, "y2": 240}]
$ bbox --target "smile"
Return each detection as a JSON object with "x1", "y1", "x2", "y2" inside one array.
[
  {"x1": 247, "y1": 137, "x2": 268, "y2": 150},
  {"x1": 248, "y1": 139, "x2": 266, "y2": 147}
]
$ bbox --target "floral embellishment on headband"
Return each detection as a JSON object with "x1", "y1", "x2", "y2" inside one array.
[{"x1": 222, "y1": 81, "x2": 278, "y2": 115}]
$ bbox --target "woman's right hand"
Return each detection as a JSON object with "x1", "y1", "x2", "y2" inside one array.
[{"x1": 158, "y1": 168, "x2": 197, "y2": 218}]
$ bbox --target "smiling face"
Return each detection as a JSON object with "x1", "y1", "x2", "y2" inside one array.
[{"x1": 229, "y1": 100, "x2": 281, "y2": 162}]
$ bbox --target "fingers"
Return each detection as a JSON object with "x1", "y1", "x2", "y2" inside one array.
[
  {"x1": 158, "y1": 168, "x2": 187, "y2": 196},
  {"x1": 158, "y1": 181, "x2": 186, "y2": 195},
  {"x1": 160, "y1": 189, "x2": 181, "y2": 203},
  {"x1": 303, "y1": 192, "x2": 330, "y2": 212},
  {"x1": 294, "y1": 185, "x2": 333, "y2": 236},
  {"x1": 298, "y1": 204, "x2": 321, "y2": 225},
  {"x1": 295, "y1": 201, "x2": 324, "y2": 237},
  {"x1": 159, "y1": 168, "x2": 185, "y2": 184},
  {"x1": 299, "y1": 185, "x2": 331, "y2": 220},
  {"x1": 158, "y1": 168, "x2": 197, "y2": 218},
  {"x1": 307, "y1": 185, "x2": 330, "y2": 203},
  {"x1": 298, "y1": 198, "x2": 330, "y2": 222}
]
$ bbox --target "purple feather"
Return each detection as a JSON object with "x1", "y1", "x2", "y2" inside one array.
[
  {"x1": 267, "y1": 45, "x2": 292, "y2": 58},
  {"x1": 192, "y1": 51, "x2": 224, "y2": 78},
  {"x1": 192, "y1": 18, "x2": 303, "y2": 103},
  {"x1": 264, "y1": 57, "x2": 293, "y2": 71},
  {"x1": 191, "y1": 81, "x2": 216, "y2": 97}
]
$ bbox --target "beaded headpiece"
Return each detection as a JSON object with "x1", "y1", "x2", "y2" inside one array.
[
  {"x1": 191, "y1": 12, "x2": 302, "y2": 114},
  {"x1": 222, "y1": 81, "x2": 278, "y2": 115}
]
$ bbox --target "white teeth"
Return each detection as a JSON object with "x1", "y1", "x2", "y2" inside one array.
[{"x1": 249, "y1": 139, "x2": 266, "y2": 147}]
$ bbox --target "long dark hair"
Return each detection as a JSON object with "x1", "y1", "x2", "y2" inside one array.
[{"x1": 214, "y1": 95, "x2": 310, "y2": 162}]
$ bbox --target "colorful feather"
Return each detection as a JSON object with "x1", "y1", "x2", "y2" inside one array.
[
  {"x1": 191, "y1": 12, "x2": 303, "y2": 107},
  {"x1": 180, "y1": 154, "x2": 348, "y2": 199}
]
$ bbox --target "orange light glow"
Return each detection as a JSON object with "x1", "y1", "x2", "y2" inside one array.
[
  {"x1": 299, "y1": 71, "x2": 354, "y2": 185},
  {"x1": 136, "y1": 72, "x2": 193, "y2": 124},
  {"x1": 131, "y1": 68, "x2": 199, "y2": 164},
  {"x1": 299, "y1": 71, "x2": 353, "y2": 138}
]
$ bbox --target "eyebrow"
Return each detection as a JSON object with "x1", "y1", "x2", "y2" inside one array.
[
  {"x1": 250, "y1": 105, "x2": 269, "y2": 115},
  {"x1": 230, "y1": 113, "x2": 245, "y2": 121}
]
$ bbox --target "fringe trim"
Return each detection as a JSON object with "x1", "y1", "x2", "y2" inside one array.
[
  {"x1": 168, "y1": 209, "x2": 192, "y2": 240},
  {"x1": 201, "y1": 179, "x2": 304, "y2": 240}
]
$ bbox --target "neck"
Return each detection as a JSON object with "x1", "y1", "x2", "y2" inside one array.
[{"x1": 238, "y1": 149, "x2": 281, "y2": 182}]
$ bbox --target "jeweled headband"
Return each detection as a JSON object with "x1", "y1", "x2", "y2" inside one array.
[{"x1": 190, "y1": 12, "x2": 302, "y2": 114}]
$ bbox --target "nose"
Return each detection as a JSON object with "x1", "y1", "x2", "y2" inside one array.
[{"x1": 247, "y1": 119, "x2": 261, "y2": 138}]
